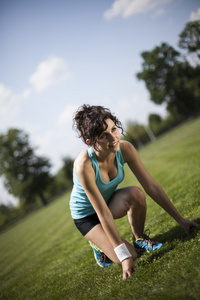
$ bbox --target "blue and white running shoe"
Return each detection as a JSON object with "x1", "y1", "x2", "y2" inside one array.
[
  {"x1": 89, "y1": 241, "x2": 113, "y2": 267},
  {"x1": 134, "y1": 232, "x2": 163, "y2": 252}
]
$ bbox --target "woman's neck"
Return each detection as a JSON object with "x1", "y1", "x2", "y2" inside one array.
[{"x1": 93, "y1": 147, "x2": 115, "y2": 163}]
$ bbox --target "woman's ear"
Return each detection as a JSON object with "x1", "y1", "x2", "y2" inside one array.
[{"x1": 86, "y1": 139, "x2": 91, "y2": 146}]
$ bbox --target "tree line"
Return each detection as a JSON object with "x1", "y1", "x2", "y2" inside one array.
[
  {"x1": 124, "y1": 20, "x2": 200, "y2": 147},
  {"x1": 0, "y1": 128, "x2": 73, "y2": 227},
  {"x1": 0, "y1": 20, "x2": 199, "y2": 227}
]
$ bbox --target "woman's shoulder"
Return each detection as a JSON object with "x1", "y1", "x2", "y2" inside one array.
[
  {"x1": 120, "y1": 140, "x2": 134, "y2": 152},
  {"x1": 120, "y1": 140, "x2": 137, "y2": 163},
  {"x1": 74, "y1": 149, "x2": 92, "y2": 174}
]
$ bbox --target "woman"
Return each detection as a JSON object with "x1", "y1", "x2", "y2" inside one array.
[{"x1": 70, "y1": 104, "x2": 198, "y2": 280}]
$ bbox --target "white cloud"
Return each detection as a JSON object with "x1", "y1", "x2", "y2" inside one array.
[
  {"x1": 0, "y1": 83, "x2": 15, "y2": 114},
  {"x1": 57, "y1": 104, "x2": 79, "y2": 126},
  {"x1": 33, "y1": 129, "x2": 63, "y2": 173},
  {"x1": 33, "y1": 103, "x2": 81, "y2": 172},
  {"x1": 190, "y1": 8, "x2": 200, "y2": 21},
  {"x1": 35, "y1": 131, "x2": 57, "y2": 153},
  {"x1": 29, "y1": 56, "x2": 71, "y2": 92},
  {"x1": 0, "y1": 83, "x2": 31, "y2": 131},
  {"x1": 0, "y1": 83, "x2": 19, "y2": 130},
  {"x1": 20, "y1": 88, "x2": 32, "y2": 99},
  {"x1": 103, "y1": 0, "x2": 172, "y2": 20},
  {"x1": 112, "y1": 93, "x2": 167, "y2": 127},
  {"x1": 34, "y1": 124, "x2": 85, "y2": 173},
  {"x1": 151, "y1": 8, "x2": 165, "y2": 19}
]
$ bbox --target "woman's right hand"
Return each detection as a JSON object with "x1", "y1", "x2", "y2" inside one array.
[{"x1": 121, "y1": 257, "x2": 136, "y2": 280}]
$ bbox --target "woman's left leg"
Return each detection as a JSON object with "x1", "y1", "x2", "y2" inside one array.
[{"x1": 108, "y1": 186, "x2": 147, "y2": 240}]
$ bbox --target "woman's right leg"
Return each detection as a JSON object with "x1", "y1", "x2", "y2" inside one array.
[{"x1": 85, "y1": 223, "x2": 138, "y2": 264}]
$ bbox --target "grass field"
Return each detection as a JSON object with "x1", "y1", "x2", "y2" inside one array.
[{"x1": 0, "y1": 117, "x2": 200, "y2": 300}]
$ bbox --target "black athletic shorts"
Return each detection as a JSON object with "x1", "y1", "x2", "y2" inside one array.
[{"x1": 73, "y1": 213, "x2": 100, "y2": 236}]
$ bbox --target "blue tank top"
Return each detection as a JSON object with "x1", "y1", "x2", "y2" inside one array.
[{"x1": 70, "y1": 147, "x2": 125, "y2": 219}]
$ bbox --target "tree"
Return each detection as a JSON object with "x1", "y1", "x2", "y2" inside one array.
[
  {"x1": 62, "y1": 157, "x2": 74, "y2": 183},
  {"x1": 137, "y1": 43, "x2": 181, "y2": 105},
  {"x1": 123, "y1": 121, "x2": 150, "y2": 149},
  {"x1": 50, "y1": 157, "x2": 74, "y2": 196},
  {"x1": 179, "y1": 20, "x2": 200, "y2": 60},
  {"x1": 0, "y1": 128, "x2": 53, "y2": 206},
  {"x1": 137, "y1": 41, "x2": 200, "y2": 117},
  {"x1": 148, "y1": 114, "x2": 163, "y2": 134}
]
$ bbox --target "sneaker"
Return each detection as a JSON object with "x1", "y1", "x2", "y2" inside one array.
[
  {"x1": 134, "y1": 231, "x2": 163, "y2": 252},
  {"x1": 89, "y1": 241, "x2": 113, "y2": 267}
]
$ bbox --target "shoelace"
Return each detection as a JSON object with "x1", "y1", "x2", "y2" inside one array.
[
  {"x1": 141, "y1": 235, "x2": 157, "y2": 250},
  {"x1": 99, "y1": 253, "x2": 107, "y2": 265},
  {"x1": 137, "y1": 229, "x2": 157, "y2": 250}
]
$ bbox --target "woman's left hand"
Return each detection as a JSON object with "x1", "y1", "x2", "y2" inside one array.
[{"x1": 179, "y1": 218, "x2": 199, "y2": 234}]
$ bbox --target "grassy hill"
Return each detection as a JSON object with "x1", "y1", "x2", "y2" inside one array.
[{"x1": 0, "y1": 117, "x2": 200, "y2": 300}]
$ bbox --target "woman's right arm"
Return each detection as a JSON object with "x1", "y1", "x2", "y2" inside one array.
[
  {"x1": 74, "y1": 152, "x2": 135, "y2": 280},
  {"x1": 74, "y1": 152, "x2": 123, "y2": 248}
]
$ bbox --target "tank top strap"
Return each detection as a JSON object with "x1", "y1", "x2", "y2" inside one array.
[
  {"x1": 116, "y1": 147, "x2": 124, "y2": 165},
  {"x1": 87, "y1": 147, "x2": 99, "y2": 174}
]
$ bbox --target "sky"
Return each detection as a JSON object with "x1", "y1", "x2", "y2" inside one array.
[{"x1": 0, "y1": 0, "x2": 200, "y2": 205}]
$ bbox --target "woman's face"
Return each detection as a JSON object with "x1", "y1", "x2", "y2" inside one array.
[{"x1": 95, "y1": 118, "x2": 121, "y2": 153}]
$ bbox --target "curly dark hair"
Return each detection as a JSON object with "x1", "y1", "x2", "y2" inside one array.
[{"x1": 73, "y1": 104, "x2": 123, "y2": 147}]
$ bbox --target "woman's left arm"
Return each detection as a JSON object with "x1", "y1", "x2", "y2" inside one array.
[{"x1": 120, "y1": 141, "x2": 199, "y2": 234}]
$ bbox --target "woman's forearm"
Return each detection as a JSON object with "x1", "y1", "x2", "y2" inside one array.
[
  {"x1": 146, "y1": 182, "x2": 184, "y2": 224},
  {"x1": 98, "y1": 210, "x2": 124, "y2": 248}
]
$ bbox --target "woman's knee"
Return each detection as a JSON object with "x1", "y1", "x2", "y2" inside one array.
[{"x1": 126, "y1": 186, "x2": 146, "y2": 209}]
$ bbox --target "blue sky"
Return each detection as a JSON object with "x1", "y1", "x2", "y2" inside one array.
[{"x1": 0, "y1": 0, "x2": 200, "y2": 204}]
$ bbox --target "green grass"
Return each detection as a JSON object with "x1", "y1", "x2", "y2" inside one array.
[{"x1": 0, "y1": 117, "x2": 200, "y2": 300}]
